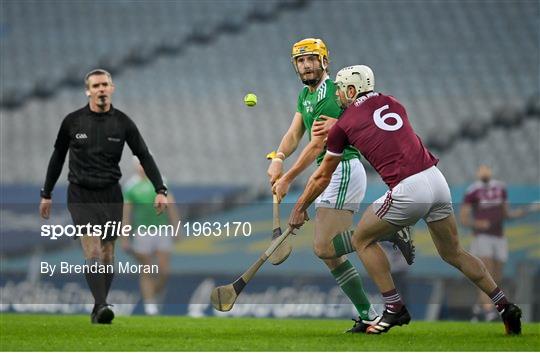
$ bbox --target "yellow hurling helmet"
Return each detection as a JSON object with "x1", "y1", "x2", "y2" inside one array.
[{"x1": 291, "y1": 38, "x2": 329, "y2": 73}]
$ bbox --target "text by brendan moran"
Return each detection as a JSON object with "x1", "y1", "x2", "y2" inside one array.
[{"x1": 40, "y1": 261, "x2": 158, "y2": 277}]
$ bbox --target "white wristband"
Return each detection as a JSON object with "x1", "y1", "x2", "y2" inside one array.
[
  {"x1": 272, "y1": 158, "x2": 283, "y2": 163},
  {"x1": 276, "y1": 152, "x2": 286, "y2": 159}
]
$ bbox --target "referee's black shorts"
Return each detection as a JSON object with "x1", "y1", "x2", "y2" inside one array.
[{"x1": 67, "y1": 183, "x2": 123, "y2": 241}]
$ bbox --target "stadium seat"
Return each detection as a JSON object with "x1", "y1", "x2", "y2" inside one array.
[{"x1": 1, "y1": 0, "x2": 538, "y2": 186}]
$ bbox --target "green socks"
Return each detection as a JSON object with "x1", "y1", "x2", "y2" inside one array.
[
  {"x1": 331, "y1": 232, "x2": 378, "y2": 320},
  {"x1": 331, "y1": 260, "x2": 373, "y2": 320},
  {"x1": 332, "y1": 229, "x2": 355, "y2": 257}
]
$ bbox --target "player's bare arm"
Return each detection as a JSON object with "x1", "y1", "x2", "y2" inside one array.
[
  {"x1": 166, "y1": 193, "x2": 181, "y2": 226},
  {"x1": 459, "y1": 203, "x2": 473, "y2": 227},
  {"x1": 288, "y1": 154, "x2": 341, "y2": 228},
  {"x1": 121, "y1": 202, "x2": 133, "y2": 252},
  {"x1": 459, "y1": 203, "x2": 490, "y2": 231},
  {"x1": 503, "y1": 200, "x2": 538, "y2": 219},
  {"x1": 272, "y1": 131, "x2": 326, "y2": 202},
  {"x1": 312, "y1": 115, "x2": 338, "y2": 137},
  {"x1": 267, "y1": 112, "x2": 305, "y2": 185}
]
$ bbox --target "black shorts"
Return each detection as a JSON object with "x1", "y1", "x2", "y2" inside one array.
[{"x1": 67, "y1": 183, "x2": 123, "y2": 241}]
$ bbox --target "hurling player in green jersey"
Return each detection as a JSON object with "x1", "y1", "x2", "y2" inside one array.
[
  {"x1": 268, "y1": 38, "x2": 379, "y2": 332},
  {"x1": 122, "y1": 158, "x2": 180, "y2": 315}
]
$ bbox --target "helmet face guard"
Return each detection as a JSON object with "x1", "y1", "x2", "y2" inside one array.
[
  {"x1": 291, "y1": 38, "x2": 329, "y2": 85},
  {"x1": 333, "y1": 80, "x2": 349, "y2": 108}
]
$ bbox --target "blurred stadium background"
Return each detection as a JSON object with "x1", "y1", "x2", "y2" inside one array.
[{"x1": 1, "y1": 0, "x2": 539, "y2": 322}]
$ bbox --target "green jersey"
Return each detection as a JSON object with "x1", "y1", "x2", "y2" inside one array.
[
  {"x1": 123, "y1": 176, "x2": 168, "y2": 228},
  {"x1": 296, "y1": 78, "x2": 361, "y2": 165}
]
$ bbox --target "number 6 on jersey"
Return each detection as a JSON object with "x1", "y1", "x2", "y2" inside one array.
[{"x1": 373, "y1": 104, "x2": 403, "y2": 131}]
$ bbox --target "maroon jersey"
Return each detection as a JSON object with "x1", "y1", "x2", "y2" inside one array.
[
  {"x1": 463, "y1": 180, "x2": 507, "y2": 237},
  {"x1": 326, "y1": 92, "x2": 438, "y2": 188}
]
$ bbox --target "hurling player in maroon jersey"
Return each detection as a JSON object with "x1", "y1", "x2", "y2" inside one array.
[
  {"x1": 288, "y1": 65, "x2": 522, "y2": 335},
  {"x1": 461, "y1": 164, "x2": 538, "y2": 321}
]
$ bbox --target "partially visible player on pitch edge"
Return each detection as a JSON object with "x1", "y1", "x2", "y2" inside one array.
[
  {"x1": 122, "y1": 158, "x2": 181, "y2": 315},
  {"x1": 288, "y1": 65, "x2": 522, "y2": 335},
  {"x1": 461, "y1": 164, "x2": 537, "y2": 322},
  {"x1": 268, "y1": 38, "x2": 414, "y2": 333}
]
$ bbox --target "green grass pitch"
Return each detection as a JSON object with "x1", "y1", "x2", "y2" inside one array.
[{"x1": 1, "y1": 314, "x2": 538, "y2": 351}]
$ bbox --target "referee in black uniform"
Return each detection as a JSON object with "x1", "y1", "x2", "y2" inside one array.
[{"x1": 39, "y1": 69, "x2": 168, "y2": 324}]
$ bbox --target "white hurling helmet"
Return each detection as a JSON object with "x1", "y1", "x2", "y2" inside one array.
[{"x1": 334, "y1": 65, "x2": 375, "y2": 103}]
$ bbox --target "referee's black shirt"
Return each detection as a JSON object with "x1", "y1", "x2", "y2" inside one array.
[{"x1": 42, "y1": 104, "x2": 165, "y2": 196}]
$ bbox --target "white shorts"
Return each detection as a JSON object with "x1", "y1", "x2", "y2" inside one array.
[
  {"x1": 315, "y1": 158, "x2": 366, "y2": 212},
  {"x1": 470, "y1": 234, "x2": 508, "y2": 262},
  {"x1": 132, "y1": 232, "x2": 174, "y2": 255},
  {"x1": 373, "y1": 166, "x2": 454, "y2": 226}
]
